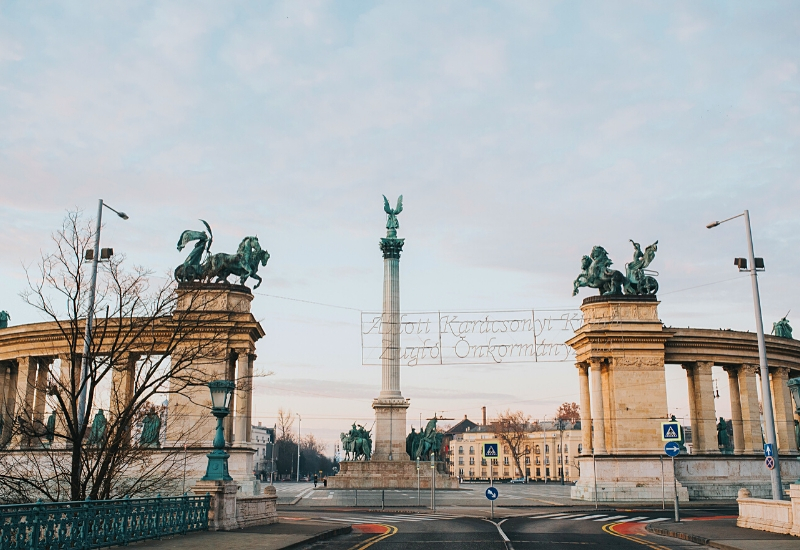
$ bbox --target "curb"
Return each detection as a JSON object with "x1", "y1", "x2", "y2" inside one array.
[
  {"x1": 646, "y1": 524, "x2": 740, "y2": 550},
  {"x1": 277, "y1": 525, "x2": 353, "y2": 550}
]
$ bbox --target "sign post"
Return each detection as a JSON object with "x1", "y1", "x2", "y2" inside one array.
[
  {"x1": 430, "y1": 452, "x2": 436, "y2": 511},
  {"x1": 416, "y1": 457, "x2": 420, "y2": 507},
  {"x1": 662, "y1": 425, "x2": 682, "y2": 523},
  {"x1": 482, "y1": 443, "x2": 498, "y2": 519}
]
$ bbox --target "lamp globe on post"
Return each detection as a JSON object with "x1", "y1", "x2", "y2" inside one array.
[{"x1": 202, "y1": 380, "x2": 236, "y2": 482}]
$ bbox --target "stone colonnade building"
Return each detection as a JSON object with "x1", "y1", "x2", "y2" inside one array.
[
  {"x1": 0, "y1": 284, "x2": 265, "y2": 495},
  {"x1": 568, "y1": 295, "x2": 800, "y2": 501}
]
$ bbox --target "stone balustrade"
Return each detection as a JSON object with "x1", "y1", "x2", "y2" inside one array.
[{"x1": 737, "y1": 485, "x2": 800, "y2": 536}]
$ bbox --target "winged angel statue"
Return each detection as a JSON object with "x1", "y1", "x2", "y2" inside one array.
[{"x1": 383, "y1": 194, "x2": 403, "y2": 237}]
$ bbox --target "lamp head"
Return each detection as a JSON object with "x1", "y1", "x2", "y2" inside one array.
[
  {"x1": 706, "y1": 221, "x2": 720, "y2": 229},
  {"x1": 117, "y1": 212, "x2": 129, "y2": 220},
  {"x1": 207, "y1": 380, "x2": 235, "y2": 411}
]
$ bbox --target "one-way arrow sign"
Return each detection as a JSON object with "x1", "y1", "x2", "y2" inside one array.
[
  {"x1": 764, "y1": 443, "x2": 774, "y2": 457},
  {"x1": 664, "y1": 442, "x2": 681, "y2": 457}
]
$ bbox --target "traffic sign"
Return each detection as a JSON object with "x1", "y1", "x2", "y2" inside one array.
[
  {"x1": 661, "y1": 422, "x2": 682, "y2": 441},
  {"x1": 664, "y1": 442, "x2": 681, "y2": 457},
  {"x1": 485, "y1": 487, "x2": 499, "y2": 501},
  {"x1": 764, "y1": 443, "x2": 774, "y2": 457},
  {"x1": 765, "y1": 456, "x2": 775, "y2": 470},
  {"x1": 482, "y1": 443, "x2": 499, "y2": 459}
]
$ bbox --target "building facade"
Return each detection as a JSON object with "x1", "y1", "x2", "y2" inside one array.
[
  {"x1": 251, "y1": 423, "x2": 276, "y2": 481},
  {"x1": 445, "y1": 416, "x2": 582, "y2": 482}
]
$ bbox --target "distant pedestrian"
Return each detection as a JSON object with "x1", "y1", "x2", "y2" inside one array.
[{"x1": 313, "y1": 474, "x2": 318, "y2": 487}]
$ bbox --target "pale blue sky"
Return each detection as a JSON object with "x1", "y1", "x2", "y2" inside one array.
[{"x1": 1, "y1": 2, "x2": 799, "y2": 450}]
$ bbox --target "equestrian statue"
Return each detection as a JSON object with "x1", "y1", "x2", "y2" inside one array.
[
  {"x1": 174, "y1": 221, "x2": 270, "y2": 289},
  {"x1": 573, "y1": 240, "x2": 659, "y2": 297},
  {"x1": 340, "y1": 423, "x2": 373, "y2": 461}
]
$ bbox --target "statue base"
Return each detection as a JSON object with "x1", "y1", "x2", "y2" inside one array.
[
  {"x1": 327, "y1": 460, "x2": 458, "y2": 489},
  {"x1": 371, "y1": 396, "x2": 410, "y2": 461}
]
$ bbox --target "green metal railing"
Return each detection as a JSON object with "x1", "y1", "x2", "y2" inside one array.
[{"x1": 0, "y1": 494, "x2": 210, "y2": 549}]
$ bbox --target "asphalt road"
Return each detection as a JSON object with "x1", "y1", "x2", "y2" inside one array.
[{"x1": 288, "y1": 508, "x2": 721, "y2": 549}]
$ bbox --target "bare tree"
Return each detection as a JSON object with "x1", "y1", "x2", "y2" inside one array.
[
  {"x1": 555, "y1": 402, "x2": 580, "y2": 424},
  {"x1": 276, "y1": 408, "x2": 295, "y2": 442},
  {"x1": 0, "y1": 211, "x2": 239, "y2": 503},
  {"x1": 494, "y1": 409, "x2": 532, "y2": 480}
]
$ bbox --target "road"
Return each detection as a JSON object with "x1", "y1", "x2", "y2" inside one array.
[
  {"x1": 285, "y1": 508, "x2": 727, "y2": 549},
  {"x1": 273, "y1": 480, "x2": 575, "y2": 507}
]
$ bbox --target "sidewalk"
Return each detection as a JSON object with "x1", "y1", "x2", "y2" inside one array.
[
  {"x1": 647, "y1": 518, "x2": 799, "y2": 550},
  {"x1": 128, "y1": 522, "x2": 351, "y2": 550}
]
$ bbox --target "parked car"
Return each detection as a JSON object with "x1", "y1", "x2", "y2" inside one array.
[{"x1": 509, "y1": 477, "x2": 526, "y2": 484}]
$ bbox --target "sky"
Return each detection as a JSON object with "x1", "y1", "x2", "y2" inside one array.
[{"x1": 1, "y1": 2, "x2": 799, "y2": 453}]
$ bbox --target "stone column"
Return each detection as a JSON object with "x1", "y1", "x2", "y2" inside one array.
[
  {"x1": 246, "y1": 354, "x2": 255, "y2": 443},
  {"x1": 372, "y1": 234, "x2": 409, "y2": 461},
  {"x1": 225, "y1": 350, "x2": 237, "y2": 446},
  {"x1": 0, "y1": 363, "x2": 13, "y2": 446},
  {"x1": 577, "y1": 362, "x2": 592, "y2": 454},
  {"x1": 682, "y1": 362, "x2": 718, "y2": 453},
  {"x1": 234, "y1": 350, "x2": 251, "y2": 445},
  {"x1": 723, "y1": 366, "x2": 745, "y2": 455},
  {"x1": 33, "y1": 359, "x2": 49, "y2": 429},
  {"x1": 738, "y1": 365, "x2": 763, "y2": 454},
  {"x1": 111, "y1": 354, "x2": 137, "y2": 419},
  {"x1": 770, "y1": 367, "x2": 798, "y2": 454},
  {"x1": 589, "y1": 359, "x2": 606, "y2": 454},
  {"x1": 13, "y1": 357, "x2": 39, "y2": 447}
]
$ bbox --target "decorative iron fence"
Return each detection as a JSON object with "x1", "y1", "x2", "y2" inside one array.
[{"x1": 0, "y1": 494, "x2": 210, "y2": 549}]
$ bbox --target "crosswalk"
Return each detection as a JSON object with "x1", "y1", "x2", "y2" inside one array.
[
  {"x1": 316, "y1": 513, "x2": 456, "y2": 524},
  {"x1": 529, "y1": 512, "x2": 669, "y2": 524}
]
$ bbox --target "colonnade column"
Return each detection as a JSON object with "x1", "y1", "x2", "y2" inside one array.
[
  {"x1": 723, "y1": 366, "x2": 745, "y2": 455},
  {"x1": 0, "y1": 363, "x2": 13, "y2": 446},
  {"x1": 12, "y1": 357, "x2": 39, "y2": 447},
  {"x1": 246, "y1": 353, "x2": 255, "y2": 443},
  {"x1": 111, "y1": 354, "x2": 138, "y2": 419},
  {"x1": 589, "y1": 358, "x2": 606, "y2": 454},
  {"x1": 576, "y1": 362, "x2": 592, "y2": 454},
  {"x1": 683, "y1": 361, "x2": 718, "y2": 453},
  {"x1": 770, "y1": 367, "x2": 798, "y2": 454},
  {"x1": 738, "y1": 364, "x2": 763, "y2": 454},
  {"x1": 225, "y1": 350, "x2": 237, "y2": 445},
  {"x1": 233, "y1": 350, "x2": 254, "y2": 445}
]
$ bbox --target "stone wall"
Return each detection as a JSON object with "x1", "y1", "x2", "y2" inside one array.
[{"x1": 737, "y1": 486, "x2": 800, "y2": 536}]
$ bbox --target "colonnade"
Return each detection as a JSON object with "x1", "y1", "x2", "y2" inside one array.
[{"x1": 577, "y1": 359, "x2": 799, "y2": 456}]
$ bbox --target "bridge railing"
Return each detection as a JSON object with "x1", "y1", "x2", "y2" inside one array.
[{"x1": 0, "y1": 494, "x2": 210, "y2": 549}]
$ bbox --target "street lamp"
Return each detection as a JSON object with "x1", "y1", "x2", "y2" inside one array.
[
  {"x1": 201, "y1": 380, "x2": 235, "y2": 481},
  {"x1": 78, "y1": 199, "x2": 129, "y2": 430},
  {"x1": 296, "y1": 413, "x2": 301, "y2": 483},
  {"x1": 707, "y1": 210, "x2": 783, "y2": 500}
]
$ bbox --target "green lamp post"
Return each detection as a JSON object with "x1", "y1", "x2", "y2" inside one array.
[{"x1": 201, "y1": 380, "x2": 236, "y2": 482}]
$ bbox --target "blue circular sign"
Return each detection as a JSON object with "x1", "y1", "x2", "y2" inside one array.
[
  {"x1": 664, "y1": 442, "x2": 681, "y2": 457},
  {"x1": 485, "y1": 487, "x2": 499, "y2": 501}
]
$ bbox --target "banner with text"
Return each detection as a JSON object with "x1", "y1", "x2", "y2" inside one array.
[{"x1": 361, "y1": 310, "x2": 582, "y2": 366}]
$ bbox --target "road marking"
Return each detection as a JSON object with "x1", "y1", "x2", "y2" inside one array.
[
  {"x1": 317, "y1": 514, "x2": 455, "y2": 524},
  {"x1": 602, "y1": 522, "x2": 672, "y2": 550},
  {"x1": 593, "y1": 515, "x2": 627, "y2": 522},
  {"x1": 484, "y1": 519, "x2": 514, "y2": 550},
  {"x1": 347, "y1": 524, "x2": 398, "y2": 550},
  {"x1": 529, "y1": 513, "x2": 574, "y2": 519},
  {"x1": 641, "y1": 518, "x2": 669, "y2": 523},
  {"x1": 570, "y1": 514, "x2": 608, "y2": 520}
]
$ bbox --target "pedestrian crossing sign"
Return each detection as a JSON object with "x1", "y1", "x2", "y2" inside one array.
[
  {"x1": 482, "y1": 443, "x2": 499, "y2": 459},
  {"x1": 661, "y1": 422, "x2": 681, "y2": 442}
]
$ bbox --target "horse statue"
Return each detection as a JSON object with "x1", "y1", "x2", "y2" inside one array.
[
  {"x1": 174, "y1": 220, "x2": 213, "y2": 283},
  {"x1": 413, "y1": 417, "x2": 444, "y2": 460},
  {"x1": 203, "y1": 235, "x2": 270, "y2": 289},
  {"x1": 573, "y1": 241, "x2": 659, "y2": 297},
  {"x1": 340, "y1": 423, "x2": 372, "y2": 461}
]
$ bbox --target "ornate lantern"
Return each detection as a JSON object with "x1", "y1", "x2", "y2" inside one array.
[{"x1": 202, "y1": 380, "x2": 236, "y2": 481}]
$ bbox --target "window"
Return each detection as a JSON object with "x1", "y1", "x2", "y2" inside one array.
[
  {"x1": 503, "y1": 457, "x2": 509, "y2": 466},
  {"x1": 564, "y1": 444, "x2": 569, "y2": 453},
  {"x1": 557, "y1": 444, "x2": 561, "y2": 453},
  {"x1": 578, "y1": 444, "x2": 583, "y2": 454},
  {"x1": 525, "y1": 456, "x2": 530, "y2": 464},
  {"x1": 458, "y1": 468, "x2": 463, "y2": 476},
  {"x1": 535, "y1": 445, "x2": 540, "y2": 454},
  {"x1": 565, "y1": 469, "x2": 569, "y2": 477},
  {"x1": 469, "y1": 446, "x2": 474, "y2": 455},
  {"x1": 459, "y1": 446, "x2": 463, "y2": 454},
  {"x1": 558, "y1": 456, "x2": 562, "y2": 464},
  {"x1": 535, "y1": 457, "x2": 540, "y2": 465},
  {"x1": 481, "y1": 458, "x2": 487, "y2": 466},
  {"x1": 469, "y1": 457, "x2": 475, "y2": 465},
  {"x1": 458, "y1": 457, "x2": 464, "y2": 465},
  {"x1": 536, "y1": 468, "x2": 540, "y2": 477},
  {"x1": 469, "y1": 469, "x2": 474, "y2": 477},
  {"x1": 545, "y1": 457, "x2": 550, "y2": 465},
  {"x1": 503, "y1": 446, "x2": 509, "y2": 453},
  {"x1": 524, "y1": 445, "x2": 530, "y2": 454}
]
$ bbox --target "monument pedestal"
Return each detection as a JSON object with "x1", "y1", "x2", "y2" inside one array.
[
  {"x1": 571, "y1": 455, "x2": 689, "y2": 503},
  {"x1": 328, "y1": 460, "x2": 458, "y2": 489},
  {"x1": 371, "y1": 397, "x2": 410, "y2": 461}
]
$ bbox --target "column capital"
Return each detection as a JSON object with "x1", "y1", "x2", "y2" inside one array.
[
  {"x1": 722, "y1": 365, "x2": 740, "y2": 375},
  {"x1": 770, "y1": 366, "x2": 790, "y2": 377},
  {"x1": 741, "y1": 364, "x2": 760, "y2": 375},
  {"x1": 379, "y1": 237, "x2": 405, "y2": 259},
  {"x1": 575, "y1": 362, "x2": 589, "y2": 373},
  {"x1": 587, "y1": 357, "x2": 607, "y2": 368}
]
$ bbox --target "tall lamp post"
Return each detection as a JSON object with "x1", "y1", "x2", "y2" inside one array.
[
  {"x1": 201, "y1": 380, "x2": 235, "y2": 481},
  {"x1": 707, "y1": 210, "x2": 783, "y2": 499},
  {"x1": 296, "y1": 413, "x2": 301, "y2": 482},
  {"x1": 78, "y1": 199, "x2": 129, "y2": 430}
]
